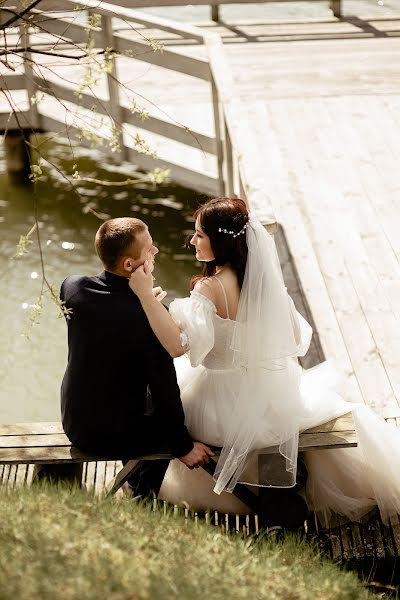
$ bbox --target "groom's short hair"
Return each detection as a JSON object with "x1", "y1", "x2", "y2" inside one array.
[{"x1": 95, "y1": 217, "x2": 147, "y2": 270}]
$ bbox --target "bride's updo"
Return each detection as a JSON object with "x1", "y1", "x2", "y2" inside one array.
[{"x1": 191, "y1": 197, "x2": 249, "y2": 288}]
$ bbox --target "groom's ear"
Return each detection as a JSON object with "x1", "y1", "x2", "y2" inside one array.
[{"x1": 123, "y1": 257, "x2": 134, "y2": 273}]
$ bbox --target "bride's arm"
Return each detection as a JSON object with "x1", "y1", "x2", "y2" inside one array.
[{"x1": 129, "y1": 261, "x2": 185, "y2": 358}]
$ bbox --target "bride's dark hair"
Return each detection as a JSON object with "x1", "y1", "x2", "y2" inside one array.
[{"x1": 191, "y1": 197, "x2": 249, "y2": 289}]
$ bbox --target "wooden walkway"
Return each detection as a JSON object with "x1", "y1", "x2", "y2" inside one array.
[{"x1": 219, "y1": 15, "x2": 400, "y2": 417}]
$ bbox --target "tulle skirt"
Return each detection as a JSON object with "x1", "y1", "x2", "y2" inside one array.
[{"x1": 159, "y1": 358, "x2": 400, "y2": 524}]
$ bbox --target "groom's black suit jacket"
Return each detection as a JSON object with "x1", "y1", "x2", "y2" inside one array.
[{"x1": 60, "y1": 270, "x2": 193, "y2": 459}]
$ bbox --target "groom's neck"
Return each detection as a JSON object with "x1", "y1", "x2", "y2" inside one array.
[{"x1": 105, "y1": 267, "x2": 130, "y2": 279}]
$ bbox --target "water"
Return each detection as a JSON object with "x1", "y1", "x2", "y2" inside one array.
[{"x1": 0, "y1": 140, "x2": 204, "y2": 423}]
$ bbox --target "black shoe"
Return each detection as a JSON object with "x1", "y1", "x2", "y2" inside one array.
[{"x1": 258, "y1": 488, "x2": 309, "y2": 531}]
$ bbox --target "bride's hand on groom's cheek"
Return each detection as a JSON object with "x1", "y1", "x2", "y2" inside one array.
[{"x1": 129, "y1": 260, "x2": 154, "y2": 299}]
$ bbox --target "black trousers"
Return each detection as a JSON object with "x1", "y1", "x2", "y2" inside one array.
[{"x1": 122, "y1": 459, "x2": 170, "y2": 498}]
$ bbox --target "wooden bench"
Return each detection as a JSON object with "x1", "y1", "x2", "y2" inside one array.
[{"x1": 0, "y1": 413, "x2": 356, "y2": 503}]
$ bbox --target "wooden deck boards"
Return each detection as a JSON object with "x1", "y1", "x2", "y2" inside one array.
[{"x1": 251, "y1": 94, "x2": 400, "y2": 412}]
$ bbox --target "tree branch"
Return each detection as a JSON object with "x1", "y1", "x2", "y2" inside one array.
[
  {"x1": 0, "y1": 46, "x2": 108, "y2": 60},
  {"x1": 0, "y1": 1, "x2": 43, "y2": 31}
]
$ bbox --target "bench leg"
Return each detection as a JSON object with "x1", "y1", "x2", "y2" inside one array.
[{"x1": 106, "y1": 459, "x2": 142, "y2": 497}]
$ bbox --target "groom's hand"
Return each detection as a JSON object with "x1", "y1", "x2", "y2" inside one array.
[{"x1": 179, "y1": 442, "x2": 215, "y2": 469}]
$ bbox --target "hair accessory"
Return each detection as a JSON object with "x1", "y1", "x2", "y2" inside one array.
[{"x1": 218, "y1": 223, "x2": 248, "y2": 238}]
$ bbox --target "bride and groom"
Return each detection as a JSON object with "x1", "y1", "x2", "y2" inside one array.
[{"x1": 61, "y1": 197, "x2": 400, "y2": 527}]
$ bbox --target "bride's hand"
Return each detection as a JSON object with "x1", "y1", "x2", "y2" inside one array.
[
  {"x1": 129, "y1": 260, "x2": 154, "y2": 299},
  {"x1": 152, "y1": 286, "x2": 167, "y2": 302}
]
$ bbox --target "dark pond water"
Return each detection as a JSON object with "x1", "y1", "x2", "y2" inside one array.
[{"x1": 0, "y1": 139, "x2": 205, "y2": 423}]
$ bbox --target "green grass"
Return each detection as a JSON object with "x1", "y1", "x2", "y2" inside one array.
[{"x1": 0, "y1": 484, "x2": 372, "y2": 600}]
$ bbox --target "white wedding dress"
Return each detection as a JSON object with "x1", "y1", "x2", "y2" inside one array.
[{"x1": 159, "y1": 283, "x2": 400, "y2": 525}]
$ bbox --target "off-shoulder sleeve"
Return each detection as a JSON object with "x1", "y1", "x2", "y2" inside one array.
[
  {"x1": 288, "y1": 294, "x2": 313, "y2": 357},
  {"x1": 169, "y1": 292, "x2": 216, "y2": 367}
]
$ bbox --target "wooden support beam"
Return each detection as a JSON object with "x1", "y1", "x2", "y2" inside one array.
[{"x1": 3, "y1": 131, "x2": 31, "y2": 184}]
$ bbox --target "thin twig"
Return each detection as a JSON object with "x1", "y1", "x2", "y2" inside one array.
[{"x1": 0, "y1": 0, "x2": 43, "y2": 31}]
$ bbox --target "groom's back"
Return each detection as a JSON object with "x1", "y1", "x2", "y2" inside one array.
[{"x1": 60, "y1": 271, "x2": 171, "y2": 452}]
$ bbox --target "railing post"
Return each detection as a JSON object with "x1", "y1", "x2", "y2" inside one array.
[
  {"x1": 20, "y1": 23, "x2": 40, "y2": 131},
  {"x1": 100, "y1": 13, "x2": 128, "y2": 161},
  {"x1": 211, "y1": 5, "x2": 220, "y2": 23},
  {"x1": 239, "y1": 172, "x2": 246, "y2": 202},
  {"x1": 211, "y1": 73, "x2": 225, "y2": 196},
  {"x1": 223, "y1": 120, "x2": 234, "y2": 197},
  {"x1": 329, "y1": 0, "x2": 341, "y2": 17}
]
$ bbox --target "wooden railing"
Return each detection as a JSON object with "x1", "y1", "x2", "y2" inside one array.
[
  {"x1": 44, "y1": 0, "x2": 343, "y2": 20},
  {"x1": 0, "y1": 0, "x2": 276, "y2": 227}
]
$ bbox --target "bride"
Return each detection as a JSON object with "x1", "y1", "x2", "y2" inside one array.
[{"x1": 130, "y1": 197, "x2": 400, "y2": 526}]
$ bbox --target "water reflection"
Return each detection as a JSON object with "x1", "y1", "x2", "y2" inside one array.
[{"x1": 0, "y1": 139, "x2": 206, "y2": 423}]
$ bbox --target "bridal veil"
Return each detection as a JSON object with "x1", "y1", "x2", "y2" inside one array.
[{"x1": 213, "y1": 213, "x2": 313, "y2": 494}]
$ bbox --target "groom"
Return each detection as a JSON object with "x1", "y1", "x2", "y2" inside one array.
[{"x1": 60, "y1": 216, "x2": 213, "y2": 497}]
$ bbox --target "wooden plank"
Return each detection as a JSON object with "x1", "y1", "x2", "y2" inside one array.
[
  {"x1": 101, "y1": 13, "x2": 127, "y2": 161},
  {"x1": 84, "y1": 461, "x2": 96, "y2": 491},
  {"x1": 377, "y1": 515, "x2": 397, "y2": 559},
  {"x1": 0, "y1": 112, "x2": 32, "y2": 131},
  {"x1": 15, "y1": 464, "x2": 29, "y2": 487},
  {"x1": 389, "y1": 514, "x2": 400, "y2": 555},
  {"x1": 39, "y1": 0, "x2": 333, "y2": 10},
  {"x1": 0, "y1": 422, "x2": 64, "y2": 436},
  {"x1": 0, "y1": 446, "x2": 172, "y2": 464},
  {"x1": 304, "y1": 413, "x2": 353, "y2": 434},
  {"x1": 114, "y1": 33, "x2": 211, "y2": 82},
  {"x1": 261, "y1": 429, "x2": 357, "y2": 454},
  {"x1": 121, "y1": 106, "x2": 217, "y2": 155},
  {"x1": 254, "y1": 102, "x2": 362, "y2": 401},
  {"x1": 205, "y1": 36, "x2": 276, "y2": 226},
  {"x1": 36, "y1": 0, "x2": 207, "y2": 42},
  {"x1": 1, "y1": 75, "x2": 26, "y2": 91},
  {"x1": 0, "y1": 433, "x2": 71, "y2": 448},
  {"x1": 248, "y1": 100, "x2": 363, "y2": 405},
  {"x1": 285, "y1": 97, "x2": 396, "y2": 409},
  {"x1": 39, "y1": 115, "x2": 219, "y2": 196},
  {"x1": 0, "y1": 415, "x2": 357, "y2": 453},
  {"x1": 319, "y1": 96, "x2": 400, "y2": 407},
  {"x1": 298, "y1": 430, "x2": 357, "y2": 450},
  {"x1": 40, "y1": 17, "x2": 211, "y2": 81},
  {"x1": 0, "y1": 446, "x2": 103, "y2": 464},
  {"x1": 349, "y1": 523, "x2": 366, "y2": 561}
]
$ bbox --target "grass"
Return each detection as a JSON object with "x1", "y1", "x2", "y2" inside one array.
[{"x1": 0, "y1": 483, "x2": 373, "y2": 600}]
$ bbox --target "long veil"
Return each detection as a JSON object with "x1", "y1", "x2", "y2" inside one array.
[{"x1": 213, "y1": 213, "x2": 312, "y2": 494}]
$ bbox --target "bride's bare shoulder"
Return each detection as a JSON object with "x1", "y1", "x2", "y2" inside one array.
[{"x1": 192, "y1": 278, "x2": 216, "y2": 303}]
